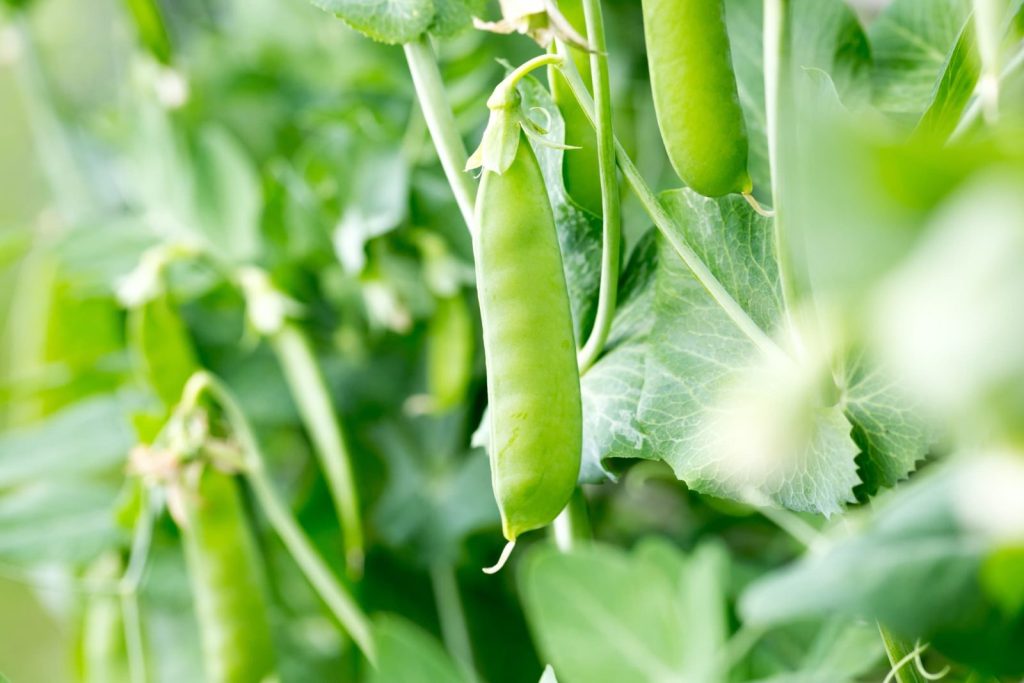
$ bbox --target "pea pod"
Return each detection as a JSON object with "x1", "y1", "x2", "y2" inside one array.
[
  {"x1": 180, "y1": 464, "x2": 276, "y2": 683},
  {"x1": 427, "y1": 292, "x2": 474, "y2": 412},
  {"x1": 474, "y1": 133, "x2": 582, "y2": 544},
  {"x1": 641, "y1": 0, "x2": 751, "y2": 197}
]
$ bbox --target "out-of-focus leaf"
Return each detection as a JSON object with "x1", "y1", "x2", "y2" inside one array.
[
  {"x1": 372, "y1": 417, "x2": 498, "y2": 565},
  {"x1": 367, "y1": 614, "x2": 468, "y2": 683},
  {"x1": 726, "y1": 0, "x2": 872, "y2": 198},
  {"x1": 0, "y1": 480, "x2": 124, "y2": 563},
  {"x1": 914, "y1": 16, "x2": 980, "y2": 140},
  {"x1": 430, "y1": 0, "x2": 485, "y2": 37},
  {"x1": 129, "y1": 293, "x2": 200, "y2": 409},
  {"x1": 741, "y1": 458, "x2": 1024, "y2": 675},
  {"x1": 192, "y1": 126, "x2": 263, "y2": 264},
  {"x1": 869, "y1": 0, "x2": 972, "y2": 126},
  {"x1": 520, "y1": 540, "x2": 729, "y2": 683},
  {"x1": 333, "y1": 147, "x2": 409, "y2": 274},
  {"x1": 0, "y1": 395, "x2": 134, "y2": 488},
  {"x1": 309, "y1": 0, "x2": 435, "y2": 44}
]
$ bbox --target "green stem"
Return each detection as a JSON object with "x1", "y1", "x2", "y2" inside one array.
[
  {"x1": 403, "y1": 37, "x2": 477, "y2": 232},
  {"x1": 763, "y1": 0, "x2": 804, "y2": 354},
  {"x1": 119, "y1": 493, "x2": 156, "y2": 683},
  {"x1": 550, "y1": 488, "x2": 592, "y2": 552},
  {"x1": 428, "y1": 562, "x2": 478, "y2": 683},
  {"x1": 951, "y1": 42, "x2": 1024, "y2": 140},
  {"x1": 272, "y1": 323, "x2": 364, "y2": 580},
  {"x1": 553, "y1": 43, "x2": 784, "y2": 360},
  {"x1": 185, "y1": 372, "x2": 377, "y2": 664},
  {"x1": 575, "y1": 0, "x2": 621, "y2": 374}
]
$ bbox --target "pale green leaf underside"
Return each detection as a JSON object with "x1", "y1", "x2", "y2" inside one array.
[
  {"x1": 311, "y1": 0, "x2": 435, "y2": 44},
  {"x1": 637, "y1": 190, "x2": 859, "y2": 515}
]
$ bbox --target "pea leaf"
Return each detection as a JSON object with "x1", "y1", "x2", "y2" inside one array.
[
  {"x1": 310, "y1": 0, "x2": 435, "y2": 44},
  {"x1": 869, "y1": 0, "x2": 972, "y2": 127},
  {"x1": 580, "y1": 231, "x2": 658, "y2": 481},
  {"x1": 914, "y1": 16, "x2": 980, "y2": 140},
  {"x1": 0, "y1": 395, "x2": 135, "y2": 488},
  {"x1": 368, "y1": 614, "x2": 469, "y2": 683},
  {"x1": 430, "y1": 0, "x2": 485, "y2": 37},
  {"x1": 638, "y1": 191, "x2": 859, "y2": 514},
  {"x1": 518, "y1": 78, "x2": 602, "y2": 350},
  {"x1": 726, "y1": 0, "x2": 872, "y2": 198},
  {"x1": 520, "y1": 540, "x2": 729, "y2": 683}
]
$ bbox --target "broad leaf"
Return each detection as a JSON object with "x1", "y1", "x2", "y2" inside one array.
[
  {"x1": 637, "y1": 191, "x2": 858, "y2": 514},
  {"x1": 726, "y1": 0, "x2": 872, "y2": 198},
  {"x1": 367, "y1": 614, "x2": 468, "y2": 683},
  {"x1": 869, "y1": 0, "x2": 972, "y2": 126},
  {"x1": 914, "y1": 16, "x2": 980, "y2": 140},
  {"x1": 0, "y1": 395, "x2": 135, "y2": 488},
  {"x1": 520, "y1": 540, "x2": 728, "y2": 683},
  {"x1": 310, "y1": 0, "x2": 435, "y2": 44}
]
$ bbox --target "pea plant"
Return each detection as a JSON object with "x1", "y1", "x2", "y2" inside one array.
[{"x1": 0, "y1": 0, "x2": 1023, "y2": 680}]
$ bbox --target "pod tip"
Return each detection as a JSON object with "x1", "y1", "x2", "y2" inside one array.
[{"x1": 482, "y1": 539, "x2": 517, "y2": 575}]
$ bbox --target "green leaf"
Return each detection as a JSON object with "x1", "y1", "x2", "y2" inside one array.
[
  {"x1": 520, "y1": 541, "x2": 729, "y2": 683},
  {"x1": 367, "y1": 614, "x2": 468, "y2": 683},
  {"x1": 310, "y1": 0, "x2": 435, "y2": 44},
  {"x1": 579, "y1": 231, "x2": 659, "y2": 481},
  {"x1": 637, "y1": 191, "x2": 859, "y2": 514},
  {"x1": 842, "y1": 350, "x2": 933, "y2": 497},
  {"x1": 129, "y1": 293, "x2": 200, "y2": 409},
  {"x1": 430, "y1": 0, "x2": 485, "y2": 37},
  {"x1": 726, "y1": 0, "x2": 872, "y2": 197},
  {"x1": 0, "y1": 480, "x2": 124, "y2": 563},
  {"x1": 519, "y1": 77, "x2": 603, "y2": 345},
  {"x1": 0, "y1": 395, "x2": 135, "y2": 488},
  {"x1": 914, "y1": 16, "x2": 980, "y2": 140},
  {"x1": 869, "y1": 0, "x2": 972, "y2": 126},
  {"x1": 333, "y1": 146, "x2": 409, "y2": 274},
  {"x1": 192, "y1": 126, "x2": 263, "y2": 264}
]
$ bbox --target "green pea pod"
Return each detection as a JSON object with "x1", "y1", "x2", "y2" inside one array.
[
  {"x1": 427, "y1": 292, "x2": 474, "y2": 412},
  {"x1": 642, "y1": 0, "x2": 752, "y2": 198},
  {"x1": 549, "y1": 0, "x2": 602, "y2": 216},
  {"x1": 474, "y1": 134, "x2": 582, "y2": 542},
  {"x1": 180, "y1": 465, "x2": 276, "y2": 683}
]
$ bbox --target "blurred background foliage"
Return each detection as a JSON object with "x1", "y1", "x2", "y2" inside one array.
[{"x1": 2, "y1": 0, "x2": 1024, "y2": 681}]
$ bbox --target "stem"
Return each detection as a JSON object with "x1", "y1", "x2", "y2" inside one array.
[
  {"x1": 429, "y1": 562, "x2": 478, "y2": 683},
  {"x1": 763, "y1": 0, "x2": 804, "y2": 355},
  {"x1": 186, "y1": 372, "x2": 377, "y2": 663},
  {"x1": 973, "y1": 0, "x2": 1003, "y2": 123},
  {"x1": 404, "y1": 37, "x2": 476, "y2": 232},
  {"x1": 550, "y1": 488, "x2": 592, "y2": 552},
  {"x1": 119, "y1": 492, "x2": 157, "y2": 683},
  {"x1": 575, "y1": 0, "x2": 622, "y2": 373},
  {"x1": 553, "y1": 44, "x2": 784, "y2": 360},
  {"x1": 272, "y1": 323, "x2": 364, "y2": 580},
  {"x1": 951, "y1": 42, "x2": 1024, "y2": 140}
]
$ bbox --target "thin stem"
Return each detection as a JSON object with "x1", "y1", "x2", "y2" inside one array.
[
  {"x1": 429, "y1": 562, "x2": 478, "y2": 683},
  {"x1": 404, "y1": 37, "x2": 476, "y2": 232},
  {"x1": 576, "y1": 0, "x2": 622, "y2": 373},
  {"x1": 119, "y1": 492, "x2": 157, "y2": 683},
  {"x1": 554, "y1": 44, "x2": 784, "y2": 360},
  {"x1": 763, "y1": 0, "x2": 805, "y2": 356},
  {"x1": 951, "y1": 42, "x2": 1024, "y2": 140},
  {"x1": 550, "y1": 488, "x2": 592, "y2": 552},
  {"x1": 185, "y1": 372, "x2": 377, "y2": 663},
  {"x1": 272, "y1": 323, "x2": 364, "y2": 580}
]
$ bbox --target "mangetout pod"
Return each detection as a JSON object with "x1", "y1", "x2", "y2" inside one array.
[
  {"x1": 474, "y1": 135, "x2": 582, "y2": 542},
  {"x1": 642, "y1": 0, "x2": 752, "y2": 197}
]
